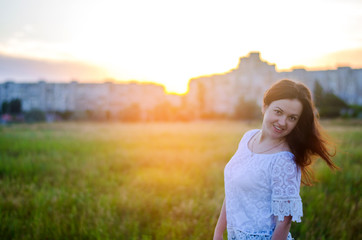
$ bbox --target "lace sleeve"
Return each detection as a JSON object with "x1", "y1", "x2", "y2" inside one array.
[{"x1": 271, "y1": 154, "x2": 303, "y2": 222}]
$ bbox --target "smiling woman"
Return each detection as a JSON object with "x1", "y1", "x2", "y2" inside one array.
[
  {"x1": 213, "y1": 79, "x2": 339, "y2": 240},
  {"x1": 259, "y1": 99, "x2": 303, "y2": 149}
]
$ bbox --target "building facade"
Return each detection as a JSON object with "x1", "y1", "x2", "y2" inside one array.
[
  {"x1": 186, "y1": 52, "x2": 362, "y2": 116},
  {"x1": 1, "y1": 52, "x2": 361, "y2": 119},
  {"x1": 0, "y1": 80, "x2": 178, "y2": 120}
]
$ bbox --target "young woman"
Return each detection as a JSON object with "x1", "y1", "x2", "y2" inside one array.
[{"x1": 213, "y1": 79, "x2": 338, "y2": 240}]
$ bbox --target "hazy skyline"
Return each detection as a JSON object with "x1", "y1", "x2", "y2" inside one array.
[{"x1": 0, "y1": 0, "x2": 361, "y2": 93}]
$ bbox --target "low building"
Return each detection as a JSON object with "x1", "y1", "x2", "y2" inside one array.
[{"x1": 0, "y1": 80, "x2": 175, "y2": 120}]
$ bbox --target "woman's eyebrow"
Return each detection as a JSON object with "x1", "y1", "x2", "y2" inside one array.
[
  {"x1": 275, "y1": 106, "x2": 300, "y2": 116},
  {"x1": 275, "y1": 107, "x2": 284, "y2": 112}
]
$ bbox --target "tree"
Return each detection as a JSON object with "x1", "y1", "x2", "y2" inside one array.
[
  {"x1": 319, "y1": 92, "x2": 348, "y2": 118},
  {"x1": 24, "y1": 109, "x2": 46, "y2": 122},
  {"x1": 197, "y1": 82, "x2": 206, "y2": 113},
  {"x1": 119, "y1": 103, "x2": 141, "y2": 122},
  {"x1": 1, "y1": 99, "x2": 22, "y2": 115},
  {"x1": 313, "y1": 81, "x2": 323, "y2": 108},
  {"x1": 1, "y1": 101, "x2": 9, "y2": 114},
  {"x1": 56, "y1": 110, "x2": 73, "y2": 120},
  {"x1": 9, "y1": 99, "x2": 22, "y2": 114},
  {"x1": 234, "y1": 97, "x2": 261, "y2": 120},
  {"x1": 151, "y1": 102, "x2": 174, "y2": 121},
  {"x1": 313, "y1": 81, "x2": 348, "y2": 118}
]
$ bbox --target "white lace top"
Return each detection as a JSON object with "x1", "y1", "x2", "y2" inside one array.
[{"x1": 224, "y1": 129, "x2": 303, "y2": 237}]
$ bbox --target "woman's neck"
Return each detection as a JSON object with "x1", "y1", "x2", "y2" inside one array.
[
  {"x1": 258, "y1": 130, "x2": 285, "y2": 144},
  {"x1": 251, "y1": 130, "x2": 288, "y2": 154}
]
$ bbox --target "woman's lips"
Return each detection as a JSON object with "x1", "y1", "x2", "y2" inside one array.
[{"x1": 273, "y1": 125, "x2": 283, "y2": 133}]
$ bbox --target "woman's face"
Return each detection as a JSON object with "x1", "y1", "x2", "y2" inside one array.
[{"x1": 261, "y1": 98, "x2": 303, "y2": 140}]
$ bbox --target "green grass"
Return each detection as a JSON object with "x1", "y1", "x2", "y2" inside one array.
[{"x1": 0, "y1": 120, "x2": 360, "y2": 240}]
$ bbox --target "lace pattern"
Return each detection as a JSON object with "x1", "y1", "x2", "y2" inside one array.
[
  {"x1": 227, "y1": 228, "x2": 294, "y2": 240},
  {"x1": 271, "y1": 152, "x2": 303, "y2": 222},
  {"x1": 272, "y1": 199, "x2": 303, "y2": 222},
  {"x1": 224, "y1": 129, "x2": 303, "y2": 238}
]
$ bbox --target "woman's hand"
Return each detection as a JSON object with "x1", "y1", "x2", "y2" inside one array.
[{"x1": 271, "y1": 215, "x2": 292, "y2": 240}]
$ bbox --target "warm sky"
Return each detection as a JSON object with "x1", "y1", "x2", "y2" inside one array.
[{"x1": 0, "y1": 0, "x2": 361, "y2": 94}]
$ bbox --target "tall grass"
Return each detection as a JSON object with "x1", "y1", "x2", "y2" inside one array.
[{"x1": 0, "y1": 120, "x2": 360, "y2": 239}]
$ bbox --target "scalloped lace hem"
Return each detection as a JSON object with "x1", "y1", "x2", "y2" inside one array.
[
  {"x1": 227, "y1": 228, "x2": 294, "y2": 240},
  {"x1": 272, "y1": 199, "x2": 303, "y2": 222}
]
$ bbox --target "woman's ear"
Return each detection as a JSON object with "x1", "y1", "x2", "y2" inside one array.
[{"x1": 262, "y1": 104, "x2": 268, "y2": 115}]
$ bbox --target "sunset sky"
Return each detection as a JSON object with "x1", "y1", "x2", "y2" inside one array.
[{"x1": 0, "y1": 0, "x2": 361, "y2": 93}]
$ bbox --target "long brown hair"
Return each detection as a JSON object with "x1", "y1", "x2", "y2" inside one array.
[{"x1": 263, "y1": 79, "x2": 338, "y2": 185}]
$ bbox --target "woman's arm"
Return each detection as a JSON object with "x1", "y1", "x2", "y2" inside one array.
[
  {"x1": 213, "y1": 198, "x2": 227, "y2": 240},
  {"x1": 271, "y1": 215, "x2": 292, "y2": 240}
]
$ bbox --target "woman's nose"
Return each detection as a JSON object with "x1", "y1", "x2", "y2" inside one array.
[{"x1": 279, "y1": 116, "x2": 287, "y2": 126}]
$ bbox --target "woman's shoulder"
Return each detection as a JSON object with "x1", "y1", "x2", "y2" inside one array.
[
  {"x1": 238, "y1": 129, "x2": 259, "y2": 146},
  {"x1": 276, "y1": 151, "x2": 296, "y2": 164},
  {"x1": 272, "y1": 152, "x2": 300, "y2": 175},
  {"x1": 242, "y1": 129, "x2": 259, "y2": 140}
]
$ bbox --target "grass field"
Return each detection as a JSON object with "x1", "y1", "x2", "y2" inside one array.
[{"x1": 0, "y1": 120, "x2": 361, "y2": 240}]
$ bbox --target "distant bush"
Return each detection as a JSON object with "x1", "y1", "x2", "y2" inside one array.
[
  {"x1": 342, "y1": 104, "x2": 362, "y2": 119},
  {"x1": 199, "y1": 112, "x2": 229, "y2": 120},
  {"x1": 149, "y1": 102, "x2": 193, "y2": 121},
  {"x1": 1, "y1": 98, "x2": 22, "y2": 115},
  {"x1": 314, "y1": 81, "x2": 348, "y2": 118},
  {"x1": 234, "y1": 97, "x2": 261, "y2": 120},
  {"x1": 119, "y1": 103, "x2": 141, "y2": 122},
  {"x1": 56, "y1": 110, "x2": 74, "y2": 120},
  {"x1": 24, "y1": 109, "x2": 46, "y2": 122}
]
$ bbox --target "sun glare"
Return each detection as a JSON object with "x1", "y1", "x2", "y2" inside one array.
[{"x1": 10, "y1": 0, "x2": 357, "y2": 94}]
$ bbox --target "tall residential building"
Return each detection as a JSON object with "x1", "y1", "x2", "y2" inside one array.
[
  {"x1": 186, "y1": 52, "x2": 362, "y2": 116},
  {"x1": 1, "y1": 52, "x2": 361, "y2": 118}
]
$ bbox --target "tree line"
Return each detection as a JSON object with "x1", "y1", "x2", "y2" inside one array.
[{"x1": 1, "y1": 83, "x2": 360, "y2": 123}]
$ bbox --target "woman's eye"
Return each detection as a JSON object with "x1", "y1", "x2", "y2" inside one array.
[
  {"x1": 290, "y1": 117, "x2": 297, "y2": 121},
  {"x1": 274, "y1": 110, "x2": 281, "y2": 114}
]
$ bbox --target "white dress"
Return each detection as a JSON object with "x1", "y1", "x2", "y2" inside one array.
[{"x1": 224, "y1": 129, "x2": 303, "y2": 240}]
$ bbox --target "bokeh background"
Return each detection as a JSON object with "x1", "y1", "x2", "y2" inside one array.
[{"x1": 0, "y1": 1, "x2": 361, "y2": 239}]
